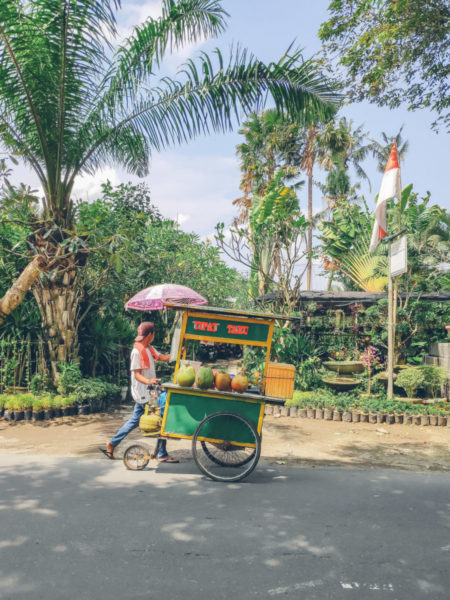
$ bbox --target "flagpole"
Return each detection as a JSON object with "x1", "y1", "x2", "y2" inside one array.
[{"x1": 387, "y1": 241, "x2": 394, "y2": 398}]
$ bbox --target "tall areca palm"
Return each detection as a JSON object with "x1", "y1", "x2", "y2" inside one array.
[{"x1": 0, "y1": 0, "x2": 338, "y2": 372}]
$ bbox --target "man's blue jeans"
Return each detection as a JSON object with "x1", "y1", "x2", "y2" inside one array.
[{"x1": 109, "y1": 402, "x2": 168, "y2": 458}]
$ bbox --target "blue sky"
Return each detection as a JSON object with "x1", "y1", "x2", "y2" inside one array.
[{"x1": 12, "y1": 1, "x2": 449, "y2": 287}]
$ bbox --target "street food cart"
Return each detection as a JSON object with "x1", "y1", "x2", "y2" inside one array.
[{"x1": 123, "y1": 303, "x2": 288, "y2": 482}]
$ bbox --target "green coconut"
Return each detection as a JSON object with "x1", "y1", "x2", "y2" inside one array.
[
  {"x1": 175, "y1": 365, "x2": 195, "y2": 387},
  {"x1": 195, "y1": 366, "x2": 214, "y2": 390}
]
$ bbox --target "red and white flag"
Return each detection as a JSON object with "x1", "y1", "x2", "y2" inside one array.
[{"x1": 369, "y1": 141, "x2": 402, "y2": 252}]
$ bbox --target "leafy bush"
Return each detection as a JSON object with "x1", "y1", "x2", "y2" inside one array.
[
  {"x1": 421, "y1": 365, "x2": 446, "y2": 398},
  {"x1": 396, "y1": 368, "x2": 425, "y2": 398},
  {"x1": 57, "y1": 362, "x2": 83, "y2": 395}
]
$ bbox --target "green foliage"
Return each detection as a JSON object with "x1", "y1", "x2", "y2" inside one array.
[
  {"x1": 57, "y1": 363, "x2": 83, "y2": 395},
  {"x1": 286, "y1": 387, "x2": 449, "y2": 416},
  {"x1": 396, "y1": 368, "x2": 425, "y2": 398},
  {"x1": 319, "y1": 0, "x2": 450, "y2": 129},
  {"x1": 421, "y1": 365, "x2": 447, "y2": 398}
]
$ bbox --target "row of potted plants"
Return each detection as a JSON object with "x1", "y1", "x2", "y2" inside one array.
[
  {"x1": 272, "y1": 390, "x2": 450, "y2": 426},
  {"x1": 0, "y1": 380, "x2": 121, "y2": 422}
]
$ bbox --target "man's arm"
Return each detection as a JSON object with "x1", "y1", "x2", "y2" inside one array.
[
  {"x1": 158, "y1": 354, "x2": 171, "y2": 363},
  {"x1": 134, "y1": 369, "x2": 159, "y2": 385}
]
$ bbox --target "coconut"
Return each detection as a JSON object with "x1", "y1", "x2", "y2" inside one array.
[
  {"x1": 195, "y1": 366, "x2": 214, "y2": 389},
  {"x1": 175, "y1": 365, "x2": 195, "y2": 387},
  {"x1": 231, "y1": 372, "x2": 248, "y2": 393},
  {"x1": 214, "y1": 370, "x2": 232, "y2": 391}
]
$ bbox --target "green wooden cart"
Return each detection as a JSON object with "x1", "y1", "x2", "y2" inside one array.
[{"x1": 122, "y1": 303, "x2": 286, "y2": 482}]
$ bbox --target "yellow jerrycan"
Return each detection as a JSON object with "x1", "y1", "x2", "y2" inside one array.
[{"x1": 139, "y1": 403, "x2": 161, "y2": 436}]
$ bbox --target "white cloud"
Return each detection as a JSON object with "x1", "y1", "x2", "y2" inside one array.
[
  {"x1": 176, "y1": 213, "x2": 190, "y2": 226},
  {"x1": 71, "y1": 167, "x2": 120, "y2": 202}
]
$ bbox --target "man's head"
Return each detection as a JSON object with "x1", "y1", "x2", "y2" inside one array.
[{"x1": 135, "y1": 321, "x2": 155, "y2": 343}]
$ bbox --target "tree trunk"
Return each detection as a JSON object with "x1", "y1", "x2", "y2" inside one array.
[
  {"x1": 0, "y1": 255, "x2": 46, "y2": 326},
  {"x1": 306, "y1": 171, "x2": 313, "y2": 291},
  {"x1": 32, "y1": 266, "x2": 81, "y2": 381}
]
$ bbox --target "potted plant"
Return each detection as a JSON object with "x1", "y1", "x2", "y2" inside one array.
[
  {"x1": 41, "y1": 396, "x2": 53, "y2": 420},
  {"x1": 0, "y1": 395, "x2": 6, "y2": 418},
  {"x1": 22, "y1": 394, "x2": 34, "y2": 421},
  {"x1": 3, "y1": 396, "x2": 14, "y2": 421},
  {"x1": 32, "y1": 397, "x2": 44, "y2": 421},
  {"x1": 315, "y1": 399, "x2": 324, "y2": 420},
  {"x1": 52, "y1": 396, "x2": 63, "y2": 418},
  {"x1": 323, "y1": 398, "x2": 333, "y2": 420}
]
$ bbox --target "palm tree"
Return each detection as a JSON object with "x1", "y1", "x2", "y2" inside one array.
[
  {"x1": 370, "y1": 126, "x2": 409, "y2": 173},
  {"x1": 0, "y1": 0, "x2": 338, "y2": 374},
  {"x1": 317, "y1": 117, "x2": 371, "y2": 186}
]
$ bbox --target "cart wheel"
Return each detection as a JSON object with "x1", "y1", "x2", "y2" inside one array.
[
  {"x1": 192, "y1": 412, "x2": 261, "y2": 483},
  {"x1": 123, "y1": 444, "x2": 150, "y2": 471}
]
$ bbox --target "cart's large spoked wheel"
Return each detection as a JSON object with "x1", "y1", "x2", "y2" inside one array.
[
  {"x1": 123, "y1": 444, "x2": 150, "y2": 471},
  {"x1": 192, "y1": 412, "x2": 261, "y2": 482}
]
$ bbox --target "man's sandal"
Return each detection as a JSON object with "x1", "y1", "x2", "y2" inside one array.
[
  {"x1": 99, "y1": 448, "x2": 114, "y2": 459},
  {"x1": 157, "y1": 456, "x2": 179, "y2": 463}
]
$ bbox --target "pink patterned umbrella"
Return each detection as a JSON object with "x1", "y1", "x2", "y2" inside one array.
[{"x1": 125, "y1": 283, "x2": 207, "y2": 311}]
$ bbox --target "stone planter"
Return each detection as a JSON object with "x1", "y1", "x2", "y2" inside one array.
[
  {"x1": 351, "y1": 411, "x2": 360, "y2": 423},
  {"x1": 315, "y1": 408, "x2": 324, "y2": 420},
  {"x1": 280, "y1": 406, "x2": 289, "y2": 417},
  {"x1": 342, "y1": 411, "x2": 352, "y2": 422},
  {"x1": 323, "y1": 408, "x2": 333, "y2": 420},
  {"x1": 429, "y1": 415, "x2": 438, "y2": 426},
  {"x1": 394, "y1": 414, "x2": 404, "y2": 425},
  {"x1": 386, "y1": 414, "x2": 395, "y2": 425},
  {"x1": 359, "y1": 413, "x2": 369, "y2": 423},
  {"x1": 404, "y1": 414, "x2": 413, "y2": 425},
  {"x1": 368, "y1": 413, "x2": 377, "y2": 424},
  {"x1": 306, "y1": 408, "x2": 315, "y2": 419},
  {"x1": 298, "y1": 408, "x2": 307, "y2": 418},
  {"x1": 272, "y1": 406, "x2": 280, "y2": 417},
  {"x1": 376, "y1": 413, "x2": 386, "y2": 424},
  {"x1": 121, "y1": 386, "x2": 128, "y2": 401},
  {"x1": 413, "y1": 415, "x2": 421, "y2": 426},
  {"x1": 420, "y1": 415, "x2": 429, "y2": 426},
  {"x1": 289, "y1": 407, "x2": 298, "y2": 417},
  {"x1": 438, "y1": 415, "x2": 447, "y2": 426},
  {"x1": 333, "y1": 410, "x2": 342, "y2": 422}
]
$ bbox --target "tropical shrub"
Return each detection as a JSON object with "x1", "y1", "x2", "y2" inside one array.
[
  {"x1": 421, "y1": 365, "x2": 447, "y2": 398},
  {"x1": 396, "y1": 368, "x2": 425, "y2": 398}
]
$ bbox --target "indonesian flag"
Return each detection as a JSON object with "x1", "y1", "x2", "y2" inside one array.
[{"x1": 369, "y1": 142, "x2": 402, "y2": 252}]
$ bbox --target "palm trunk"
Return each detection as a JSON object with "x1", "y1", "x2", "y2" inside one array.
[
  {"x1": 32, "y1": 265, "x2": 81, "y2": 380},
  {"x1": 0, "y1": 255, "x2": 46, "y2": 326},
  {"x1": 306, "y1": 171, "x2": 313, "y2": 290}
]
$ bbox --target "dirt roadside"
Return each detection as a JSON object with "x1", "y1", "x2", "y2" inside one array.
[{"x1": 1, "y1": 407, "x2": 449, "y2": 472}]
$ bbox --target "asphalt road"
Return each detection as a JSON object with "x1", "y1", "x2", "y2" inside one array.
[{"x1": 0, "y1": 454, "x2": 449, "y2": 600}]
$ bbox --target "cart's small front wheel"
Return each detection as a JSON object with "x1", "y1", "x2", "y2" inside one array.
[
  {"x1": 192, "y1": 412, "x2": 261, "y2": 482},
  {"x1": 123, "y1": 444, "x2": 150, "y2": 471}
]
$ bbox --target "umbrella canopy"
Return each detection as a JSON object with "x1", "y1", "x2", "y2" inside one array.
[{"x1": 125, "y1": 283, "x2": 207, "y2": 311}]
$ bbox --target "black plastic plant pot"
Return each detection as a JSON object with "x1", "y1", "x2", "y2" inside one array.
[
  {"x1": 62, "y1": 407, "x2": 72, "y2": 417},
  {"x1": 24, "y1": 410, "x2": 33, "y2": 421},
  {"x1": 44, "y1": 409, "x2": 53, "y2": 420},
  {"x1": 32, "y1": 411, "x2": 43, "y2": 421},
  {"x1": 14, "y1": 411, "x2": 24, "y2": 422},
  {"x1": 53, "y1": 407, "x2": 62, "y2": 418},
  {"x1": 78, "y1": 405, "x2": 90, "y2": 415}
]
